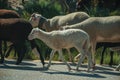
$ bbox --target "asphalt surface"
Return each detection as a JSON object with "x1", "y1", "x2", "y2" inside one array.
[{"x1": 0, "y1": 59, "x2": 120, "y2": 80}]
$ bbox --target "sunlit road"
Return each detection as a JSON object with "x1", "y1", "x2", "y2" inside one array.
[{"x1": 0, "y1": 59, "x2": 120, "y2": 80}]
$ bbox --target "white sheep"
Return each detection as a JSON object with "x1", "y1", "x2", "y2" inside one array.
[
  {"x1": 28, "y1": 28, "x2": 93, "y2": 71},
  {"x1": 29, "y1": 12, "x2": 90, "y2": 61},
  {"x1": 63, "y1": 16, "x2": 120, "y2": 65}
]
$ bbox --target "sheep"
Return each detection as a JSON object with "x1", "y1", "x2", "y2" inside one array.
[
  {"x1": 29, "y1": 12, "x2": 90, "y2": 31},
  {"x1": 0, "y1": 9, "x2": 20, "y2": 18},
  {"x1": 28, "y1": 28, "x2": 93, "y2": 71},
  {"x1": 0, "y1": 9, "x2": 20, "y2": 55},
  {"x1": 63, "y1": 16, "x2": 120, "y2": 65},
  {"x1": 29, "y1": 12, "x2": 90, "y2": 61},
  {"x1": 0, "y1": 18, "x2": 32, "y2": 64},
  {"x1": 0, "y1": 9, "x2": 45, "y2": 66}
]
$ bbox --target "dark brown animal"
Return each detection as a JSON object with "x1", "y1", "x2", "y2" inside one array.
[
  {"x1": 0, "y1": 9, "x2": 20, "y2": 18},
  {"x1": 0, "y1": 18, "x2": 32, "y2": 64},
  {"x1": 0, "y1": 9, "x2": 45, "y2": 66},
  {"x1": 0, "y1": 9, "x2": 20, "y2": 56}
]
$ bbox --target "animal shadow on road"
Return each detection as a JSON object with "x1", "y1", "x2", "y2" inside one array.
[{"x1": 0, "y1": 60, "x2": 120, "y2": 78}]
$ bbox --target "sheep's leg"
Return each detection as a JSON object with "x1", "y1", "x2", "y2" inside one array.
[
  {"x1": 86, "y1": 51, "x2": 93, "y2": 71},
  {"x1": 74, "y1": 53, "x2": 81, "y2": 62},
  {"x1": 30, "y1": 40, "x2": 45, "y2": 66},
  {"x1": 58, "y1": 53, "x2": 62, "y2": 61},
  {"x1": 36, "y1": 45, "x2": 45, "y2": 67},
  {"x1": 58, "y1": 50, "x2": 71, "y2": 71},
  {"x1": 3, "y1": 41, "x2": 7, "y2": 54},
  {"x1": 76, "y1": 50, "x2": 86, "y2": 71},
  {"x1": 115, "y1": 64, "x2": 120, "y2": 71},
  {"x1": 109, "y1": 51, "x2": 114, "y2": 66},
  {"x1": 67, "y1": 49, "x2": 73, "y2": 62},
  {"x1": 100, "y1": 47, "x2": 107, "y2": 65},
  {"x1": 47, "y1": 50, "x2": 56, "y2": 69},
  {"x1": 32, "y1": 47, "x2": 45, "y2": 67},
  {"x1": 0, "y1": 41, "x2": 4, "y2": 64},
  {"x1": 5, "y1": 45, "x2": 14, "y2": 58},
  {"x1": 91, "y1": 42, "x2": 96, "y2": 66}
]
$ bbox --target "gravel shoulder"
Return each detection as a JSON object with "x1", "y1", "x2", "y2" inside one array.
[{"x1": 0, "y1": 59, "x2": 120, "y2": 80}]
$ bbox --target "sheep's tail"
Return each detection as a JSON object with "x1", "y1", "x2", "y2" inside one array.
[{"x1": 82, "y1": 38, "x2": 91, "y2": 51}]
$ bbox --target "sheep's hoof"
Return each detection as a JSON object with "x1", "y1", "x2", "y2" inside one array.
[
  {"x1": 15, "y1": 62, "x2": 21, "y2": 65},
  {"x1": 76, "y1": 69, "x2": 81, "y2": 72},
  {"x1": 114, "y1": 68, "x2": 119, "y2": 71},
  {"x1": 76, "y1": 67, "x2": 80, "y2": 71},
  {"x1": 92, "y1": 65, "x2": 95, "y2": 70},
  {"x1": 43, "y1": 67, "x2": 49, "y2": 70},
  {"x1": 43, "y1": 65, "x2": 45, "y2": 68},
  {"x1": 68, "y1": 67, "x2": 72, "y2": 72},
  {"x1": 87, "y1": 69, "x2": 91, "y2": 72}
]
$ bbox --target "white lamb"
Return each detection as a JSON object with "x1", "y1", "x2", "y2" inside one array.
[
  {"x1": 28, "y1": 28, "x2": 93, "y2": 71},
  {"x1": 63, "y1": 16, "x2": 120, "y2": 65},
  {"x1": 29, "y1": 12, "x2": 90, "y2": 62}
]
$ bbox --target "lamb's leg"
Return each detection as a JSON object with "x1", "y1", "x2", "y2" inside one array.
[
  {"x1": 87, "y1": 51, "x2": 93, "y2": 71},
  {"x1": 58, "y1": 50, "x2": 71, "y2": 71},
  {"x1": 76, "y1": 50, "x2": 86, "y2": 71},
  {"x1": 47, "y1": 50, "x2": 56, "y2": 69},
  {"x1": 67, "y1": 49, "x2": 73, "y2": 62}
]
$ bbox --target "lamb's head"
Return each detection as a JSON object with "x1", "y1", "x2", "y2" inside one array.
[{"x1": 28, "y1": 28, "x2": 40, "y2": 40}]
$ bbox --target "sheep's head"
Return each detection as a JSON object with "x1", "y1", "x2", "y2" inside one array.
[
  {"x1": 29, "y1": 13, "x2": 41, "y2": 27},
  {"x1": 28, "y1": 28, "x2": 40, "y2": 40}
]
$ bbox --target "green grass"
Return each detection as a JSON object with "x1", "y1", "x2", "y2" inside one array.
[{"x1": 4, "y1": 47, "x2": 120, "y2": 66}]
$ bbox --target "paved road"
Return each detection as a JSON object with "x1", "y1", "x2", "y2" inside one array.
[{"x1": 0, "y1": 59, "x2": 120, "y2": 80}]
